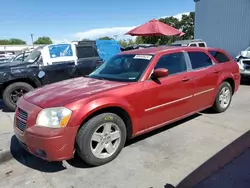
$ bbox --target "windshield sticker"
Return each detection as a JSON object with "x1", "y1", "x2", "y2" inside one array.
[{"x1": 134, "y1": 55, "x2": 152, "y2": 60}]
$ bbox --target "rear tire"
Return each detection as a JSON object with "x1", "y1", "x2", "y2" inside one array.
[
  {"x1": 3, "y1": 82, "x2": 34, "y2": 111},
  {"x1": 76, "y1": 113, "x2": 126, "y2": 166},
  {"x1": 212, "y1": 82, "x2": 232, "y2": 113}
]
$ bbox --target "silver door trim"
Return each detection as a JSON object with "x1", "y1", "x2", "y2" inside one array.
[{"x1": 144, "y1": 88, "x2": 215, "y2": 112}]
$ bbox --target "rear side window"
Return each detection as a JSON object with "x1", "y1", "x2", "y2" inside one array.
[
  {"x1": 188, "y1": 51, "x2": 213, "y2": 69},
  {"x1": 155, "y1": 52, "x2": 187, "y2": 75},
  {"x1": 76, "y1": 46, "x2": 98, "y2": 58},
  {"x1": 198, "y1": 43, "x2": 206, "y2": 47},
  {"x1": 189, "y1": 43, "x2": 197, "y2": 47},
  {"x1": 209, "y1": 51, "x2": 230, "y2": 63}
]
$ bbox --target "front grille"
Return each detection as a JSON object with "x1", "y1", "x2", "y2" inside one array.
[
  {"x1": 18, "y1": 108, "x2": 28, "y2": 121},
  {"x1": 16, "y1": 108, "x2": 28, "y2": 132},
  {"x1": 17, "y1": 119, "x2": 26, "y2": 132}
]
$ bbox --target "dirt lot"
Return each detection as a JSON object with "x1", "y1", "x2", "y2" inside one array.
[{"x1": 0, "y1": 84, "x2": 250, "y2": 188}]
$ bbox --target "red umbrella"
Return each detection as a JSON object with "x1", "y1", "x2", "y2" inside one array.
[{"x1": 125, "y1": 19, "x2": 184, "y2": 36}]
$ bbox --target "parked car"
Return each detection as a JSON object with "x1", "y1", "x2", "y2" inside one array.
[
  {"x1": 171, "y1": 39, "x2": 207, "y2": 47},
  {"x1": 14, "y1": 46, "x2": 240, "y2": 166},
  {"x1": 234, "y1": 47, "x2": 250, "y2": 78},
  {"x1": 0, "y1": 54, "x2": 15, "y2": 63},
  {"x1": 0, "y1": 40, "x2": 121, "y2": 111}
]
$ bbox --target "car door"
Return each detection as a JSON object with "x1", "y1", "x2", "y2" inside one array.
[
  {"x1": 142, "y1": 52, "x2": 196, "y2": 129},
  {"x1": 186, "y1": 50, "x2": 220, "y2": 111},
  {"x1": 40, "y1": 61, "x2": 77, "y2": 85}
]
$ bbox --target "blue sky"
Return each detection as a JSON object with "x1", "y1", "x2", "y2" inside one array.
[{"x1": 1, "y1": 0, "x2": 194, "y2": 44}]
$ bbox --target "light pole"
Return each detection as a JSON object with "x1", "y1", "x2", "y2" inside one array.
[{"x1": 30, "y1": 34, "x2": 34, "y2": 48}]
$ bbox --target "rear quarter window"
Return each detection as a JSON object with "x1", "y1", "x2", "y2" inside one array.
[{"x1": 209, "y1": 51, "x2": 230, "y2": 63}]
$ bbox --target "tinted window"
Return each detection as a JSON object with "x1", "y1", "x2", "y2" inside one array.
[
  {"x1": 198, "y1": 43, "x2": 206, "y2": 47},
  {"x1": 190, "y1": 43, "x2": 197, "y2": 47},
  {"x1": 188, "y1": 52, "x2": 213, "y2": 69},
  {"x1": 155, "y1": 52, "x2": 187, "y2": 75},
  {"x1": 209, "y1": 51, "x2": 230, "y2": 63},
  {"x1": 76, "y1": 46, "x2": 97, "y2": 58}
]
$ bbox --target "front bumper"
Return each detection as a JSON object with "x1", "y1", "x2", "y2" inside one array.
[{"x1": 14, "y1": 97, "x2": 78, "y2": 161}]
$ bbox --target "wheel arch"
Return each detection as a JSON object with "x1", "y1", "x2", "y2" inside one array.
[
  {"x1": 0, "y1": 77, "x2": 40, "y2": 98},
  {"x1": 77, "y1": 106, "x2": 133, "y2": 140},
  {"x1": 71, "y1": 97, "x2": 136, "y2": 139},
  {"x1": 221, "y1": 77, "x2": 235, "y2": 95},
  {"x1": 2, "y1": 77, "x2": 40, "y2": 90}
]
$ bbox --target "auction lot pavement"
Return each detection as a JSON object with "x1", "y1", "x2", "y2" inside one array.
[{"x1": 0, "y1": 84, "x2": 250, "y2": 188}]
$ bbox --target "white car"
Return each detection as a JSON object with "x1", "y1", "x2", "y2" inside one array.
[
  {"x1": 170, "y1": 39, "x2": 207, "y2": 48},
  {"x1": 235, "y1": 47, "x2": 250, "y2": 78},
  {"x1": 0, "y1": 54, "x2": 14, "y2": 63}
]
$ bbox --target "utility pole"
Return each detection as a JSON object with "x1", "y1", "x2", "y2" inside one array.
[{"x1": 30, "y1": 34, "x2": 34, "y2": 48}]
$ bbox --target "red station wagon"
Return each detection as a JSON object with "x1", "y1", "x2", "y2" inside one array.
[{"x1": 14, "y1": 46, "x2": 240, "y2": 166}]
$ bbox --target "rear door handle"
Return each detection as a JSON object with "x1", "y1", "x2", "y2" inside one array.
[
  {"x1": 182, "y1": 77, "x2": 190, "y2": 82},
  {"x1": 213, "y1": 69, "x2": 219, "y2": 73}
]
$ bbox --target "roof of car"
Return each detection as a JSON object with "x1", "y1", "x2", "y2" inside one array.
[
  {"x1": 172, "y1": 39, "x2": 205, "y2": 44},
  {"x1": 120, "y1": 46, "x2": 222, "y2": 55}
]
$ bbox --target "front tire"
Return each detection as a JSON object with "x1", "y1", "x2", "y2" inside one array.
[
  {"x1": 212, "y1": 82, "x2": 232, "y2": 113},
  {"x1": 3, "y1": 82, "x2": 34, "y2": 111},
  {"x1": 76, "y1": 113, "x2": 127, "y2": 166}
]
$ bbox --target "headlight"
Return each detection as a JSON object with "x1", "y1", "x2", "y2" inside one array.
[{"x1": 36, "y1": 107, "x2": 72, "y2": 128}]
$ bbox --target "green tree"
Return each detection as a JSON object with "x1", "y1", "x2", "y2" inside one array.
[
  {"x1": 34, "y1": 36, "x2": 53, "y2": 44},
  {"x1": 98, "y1": 36, "x2": 114, "y2": 40},
  {"x1": 179, "y1": 12, "x2": 195, "y2": 40},
  {"x1": 0, "y1": 40, "x2": 10, "y2": 45},
  {"x1": 118, "y1": 39, "x2": 137, "y2": 47},
  {"x1": 8, "y1": 38, "x2": 27, "y2": 45},
  {"x1": 0, "y1": 38, "x2": 26, "y2": 45},
  {"x1": 134, "y1": 12, "x2": 195, "y2": 45}
]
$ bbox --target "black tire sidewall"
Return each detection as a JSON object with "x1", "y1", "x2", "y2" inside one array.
[
  {"x1": 76, "y1": 113, "x2": 127, "y2": 166},
  {"x1": 213, "y1": 82, "x2": 232, "y2": 113},
  {"x1": 3, "y1": 82, "x2": 34, "y2": 111}
]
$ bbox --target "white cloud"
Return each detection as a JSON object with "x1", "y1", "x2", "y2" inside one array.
[
  {"x1": 52, "y1": 38, "x2": 71, "y2": 43},
  {"x1": 160, "y1": 12, "x2": 191, "y2": 20},
  {"x1": 74, "y1": 26, "x2": 137, "y2": 41},
  {"x1": 51, "y1": 12, "x2": 191, "y2": 43}
]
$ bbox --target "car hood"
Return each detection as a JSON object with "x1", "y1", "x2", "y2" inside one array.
[{"x1": 23, "y1": 77, "x2": 129, "y2": 108}]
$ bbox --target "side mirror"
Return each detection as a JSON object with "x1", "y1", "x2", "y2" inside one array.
[{"x1": 152, "y1": 68, "x2": 169, "y2": 78}]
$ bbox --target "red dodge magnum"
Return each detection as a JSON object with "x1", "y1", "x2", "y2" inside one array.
[{"x1": 14, "y1": 46, "x2": 240, "y2": 166}]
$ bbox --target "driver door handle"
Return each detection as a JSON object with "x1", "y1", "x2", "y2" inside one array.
[{"x1": 182, "y1": 77, "x2": 190, "y2": 82}]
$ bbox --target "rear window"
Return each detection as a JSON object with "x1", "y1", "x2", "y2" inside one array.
[
  {"x1": 209, "y1": 51, "x2": 230, "y2": 63},
  {"x1": 76, "y1": 46, "x2": 98, "y2": 58},
  {"x1": 189, "y1": 43, "x2": 197, "y2": 47},
  {"x1": 198, "y1": 43, "x2": 206, "y2": 47}
]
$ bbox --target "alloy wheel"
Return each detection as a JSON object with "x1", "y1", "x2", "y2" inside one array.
[{"x1": 90, "y1": 122, "x2": 121, "y2": 159}]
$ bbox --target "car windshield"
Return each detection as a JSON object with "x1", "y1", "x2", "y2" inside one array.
[
  {"x1": 24, "y1": 47, "x2": 42, "y2": 63},
  {"x1": 89, "y1": 54, "x2": 153, "y2": 82}
]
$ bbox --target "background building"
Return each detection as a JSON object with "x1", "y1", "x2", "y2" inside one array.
[
  {"x1": 0, "y1": 45, "x2": 41, "y2": 54},
  {"x1": 194, "y1": 0, "x2": 250, "y2": 57}
]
